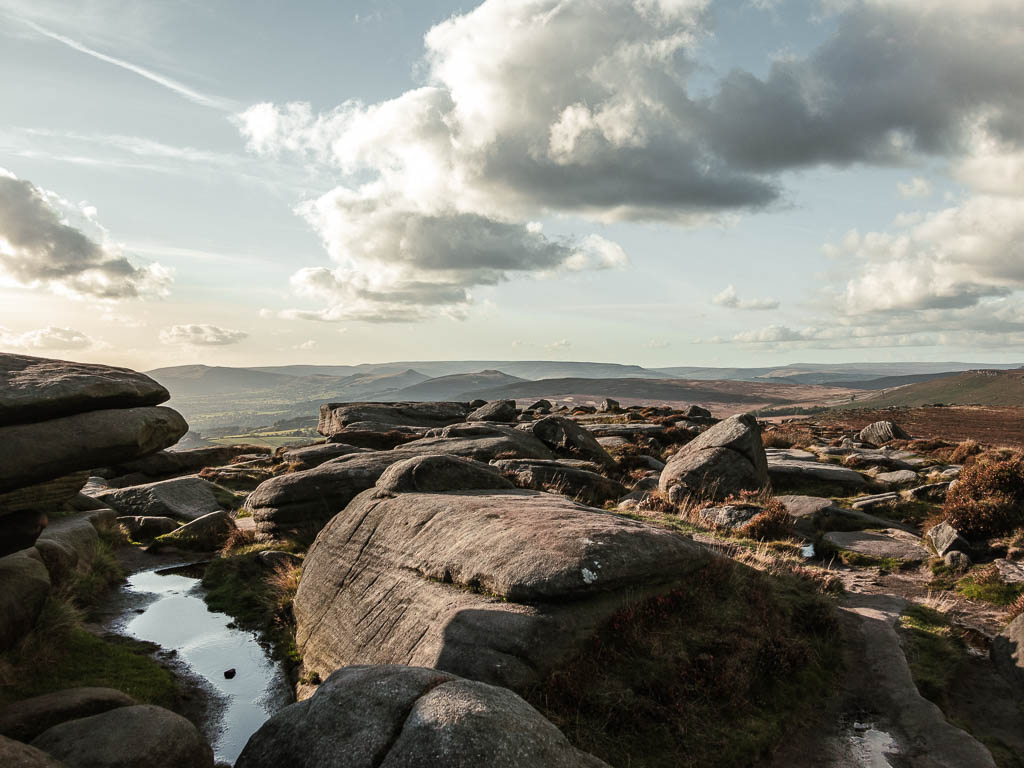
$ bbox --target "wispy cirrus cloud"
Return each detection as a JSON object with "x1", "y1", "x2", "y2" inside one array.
[{"x1": 17, "y1": 18, "x2": 234, "y2": 111}]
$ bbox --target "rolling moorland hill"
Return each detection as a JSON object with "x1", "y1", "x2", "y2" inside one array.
[
  {"x1": 146, "y1": 360, "x2": 1024, "y2": 434},
  {"x1": 838, "y1": 369, "x2": 1024, "y2": 408},
  {"x1": 393, "y1": 370, "x2": 528, "y2": 400}
]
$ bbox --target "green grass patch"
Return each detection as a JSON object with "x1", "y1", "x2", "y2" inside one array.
[
  {"x1": 525, "y1": 557, "x2": 841, "y2": 768},
  {"x1": 0, "y1": 598, "x2": 177, "y2": 709},
  {"x1": 898, "y1": 604, "x2": 967, "y2": 708},
  {"x1": 201, "y1": 553, "x2": 302, "y2": 664},
  {"x1": 956, "y1": 575, "x2": 1024, "y2": 605}
]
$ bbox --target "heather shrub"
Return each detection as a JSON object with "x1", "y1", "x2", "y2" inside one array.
[
  {"x1": 741, "y1": 498, "x2": 795, "y2": 541},
  {"x1": 941, "y1": 454, "x2": 1024, "y2": 539}
]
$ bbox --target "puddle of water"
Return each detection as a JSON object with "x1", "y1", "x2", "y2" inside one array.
[
  {"x1": 119, "y1": 567, "x2": 289, "y2": 765},
  {"x1": 837, "y1": 722, "x2": 900, "y2": 768}
]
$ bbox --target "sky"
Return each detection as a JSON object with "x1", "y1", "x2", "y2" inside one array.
[{"x1": 1, "y1": 0, "x2": 1023, "y2": 372}]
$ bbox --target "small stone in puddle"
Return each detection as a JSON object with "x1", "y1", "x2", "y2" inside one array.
[{"x1": 224, "y1": 669, "x2": 236, "y2": 680}]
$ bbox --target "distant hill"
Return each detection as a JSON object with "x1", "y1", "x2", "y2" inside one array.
[
  {"x1": 147, "y1": 365, "x2": 297, "y2": 396},
  {"x1": 839, "y1": 369, "x2": 1024, "y2": 408},
  {"x1": 829, "y1": 371, "x2": 961, "y2": 390},
  {"x1": 461, "y1": 377, "x2": 811, "y2": 406},
  {"x1": 253, "y1": 360, "x2": 667, "y2": 379},
  {"x1": 655, "y1": 362, "x2": 1024, "y2": 383},
  {"x1": 396, "y1": 370, "x2": 528, "y2": 400}
]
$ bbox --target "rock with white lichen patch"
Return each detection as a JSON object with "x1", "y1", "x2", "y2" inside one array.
[{"x1": 293, "y1": 456, "x2": 709, "y2": 694}]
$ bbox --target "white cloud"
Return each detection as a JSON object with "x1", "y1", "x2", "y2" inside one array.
[
  {"x1": 711, "y1": 284, "x2": 779, "y2": 310},
  {"x1": 0, "y1": 326, "x2": 94, "y2": 351},
  {"x1": 235, "y1": 0, "x2": 1024, "y2": 332},
  {"x1": 545, "y1": 339, "x2": 572, "y2": 352},
  {"x1": 0, "y1": 168, "x2": 172, "y2": 299},
  {"x1": 642, "y1": 338, "x2": 671, "y2": 349},
  {"x1": 897, "y1": 177, "x2": 932, "y2": 199},
  {"x1": 160, "y1": 324, "x2": 248, "y2": 346},
  {"x1": 295, "y1": 339, "x2": 317, "y2": 351}
]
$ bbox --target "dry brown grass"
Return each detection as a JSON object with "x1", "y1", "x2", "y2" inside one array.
[{"x1": 1008, "y1": 593, "x2": 1024, "y2": 622}]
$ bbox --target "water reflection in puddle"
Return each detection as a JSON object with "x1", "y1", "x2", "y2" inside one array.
[
  {"x1": 119, "y1": 567, "x2": 289, "y2": 765},
  {"x1": 841, "y1": 722, "x2": 900, "y2": 767}
]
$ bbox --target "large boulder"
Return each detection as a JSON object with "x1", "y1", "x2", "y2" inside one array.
[
  {"x1": 767, "y1": 456, "x2": 869, "y2": 491},
  {"x1": 376, "y1": 455, "x2": 514, "y2": 495},
  {"x1": 401, "y1": 423, "x2": 555, "y2": 462},
  {"x1": 659, "y1": 413, "x2": 767, "y2": 501},
  {"x1": 294, "y1": 480, "x2": 708, "y2": 691},
  {"x1": 823, "y1": 529, "x2": 930, "y2": 563},
  {"x1": 491, "y1": 459, "x2": 626, "y2": 506},
  {"x1": 925, "y1": 522, "x2": 970, "y2": 557},
  {"x1": 0, "y1": 407, "x2": 188, "y2": 493},
  {"x1": 523, "y1": 416, "x2": 616, "y2": 468},
  {"x1": 93, "y1": 476, "x2": 226, "y2": 522},
  {"x1": 858, "y1": 420, "x2": 910, "y2": 446},
  {"x1": 0, "y1": 353, "x2": 169, "y2": 427},
  {"x1": 0, "y1": 472, "x2": 90, "y2": 514},
  {"x1": 0, "y1": 550, "x2": 50, "y2": 651},
  {"x1": 115, "y1": 516, "x2": 180, "y2": 540},
  {"x1": 153, "y1": 510, "x2": 236, "y2": 550},
  {"x1": 0, "y1": 735, "x2": 63, "y2": 767},
  {"x1": 34, "y1": 517, "x2": 99, "y2": 585},
  {"x1": 31, "y1": 705, "x2": 213, "y2": 768},
  {"x1": 244, "y1": 450, "x2": 423, "y2": 539},
  {"x1": 991, "y1": 614, "x2": 1024, "y2": 694},
  {"x1": 467, "y1": 399, "x2": 518, "y2": 422},
  {"x1": 235, "y1": 665, "x2": 608, "y2": 768},
  {"x1": 107, "y1": 444, "x2": 272, "y2": 481},
  {"x1": 281, "y1": 443, "x2": 371, "y2": 470},
  {"x1": 0, "y1": 687, "x2": 135, "y2": 743},
  {"x1": 319, "y1": 402, "x2": 471, "y2": 435}
]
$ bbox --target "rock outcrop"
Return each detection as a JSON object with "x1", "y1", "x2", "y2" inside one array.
[
  {"x1": 0, "y1": 354, "x2": 169, "y2": 426},
  {"x1": 467, "y1": 399, "x2": 518, "y2": 422},
  {"x1": 0, "y1": 735, "x2": 63, "y2": 767},
  {"x1": 659, "y1": 413, "x2": 767, "y2": 501},
  {"x1": 858, "y1": 420, "x2": 910, "y2": 446},
  {"x1": 93, "y1": 476, "x2": 227, "y2": 521},
  {"x1": 523, "y1": 416, "x2": 616, "y2": 467},
  {"x1": 0, "y1": 354, "x2": 187, "y2": 556},
  {"x1": 294, "y1": 460, "x2": 708, "y2": 691},
  {"x1": 0, "y1": 550, "x2": 50, "y2": 651},
  {"x1": 236, "y1": 665, "x2": 609, "y2": 768},
  {"x1": 318, "y1": 402, "x2": 471, "y2": 434},
  {"x1": 491, "y1": 458, "x2": 626, "y2": 505},
  {"x1": 31, "y1": 704, "x2": 214, "y2": 768},
  {"x1": 0, "y1": 687, "x2": 136, "y2": 743},
  {"x1": 404, "y1": 422, "x2": 555, "y2": 462}
]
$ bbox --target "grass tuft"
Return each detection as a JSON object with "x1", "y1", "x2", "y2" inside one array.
[{"x1": 525, "y1": 558, "x2": 841, "y2": 768}]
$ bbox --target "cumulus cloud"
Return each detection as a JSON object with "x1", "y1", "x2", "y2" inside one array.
[
  {"x1": 0, "y1": 326, "x2": 94, "y2": 351},
  {"x1": 705, "y1": 0, "x2": 1024, "y2": 171},
  {"x1": 237, "y1": 0, "x2": 1024, "y2": 325},
  {"x1": 712, "y1": 284, "x2": 780, "y2": 310},
  {"x1": 160, "y1": 324, "x2": 248, "y2": 346},
  {"x1": 0, "y1": 168, "x2": 171, "y2": 299}
]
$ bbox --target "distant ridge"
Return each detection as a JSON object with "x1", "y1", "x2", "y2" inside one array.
[{"x1": 839, "y1": 368, "x2": 1024, "y2": 408}]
